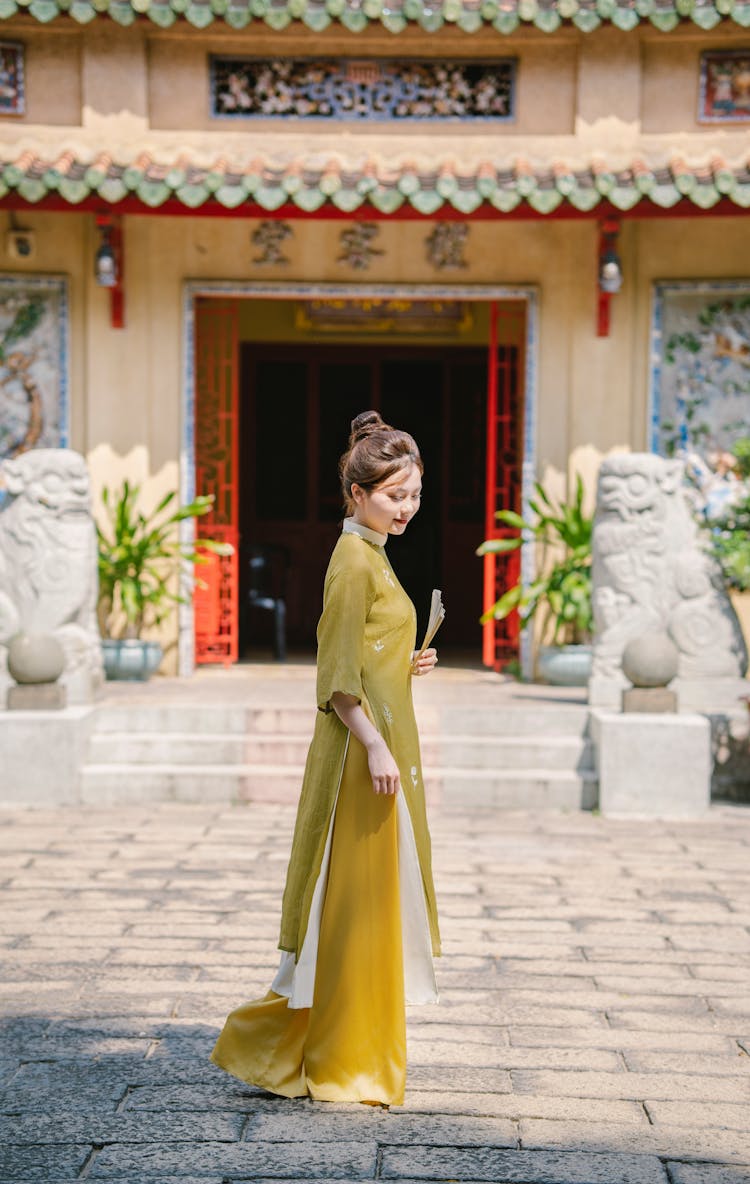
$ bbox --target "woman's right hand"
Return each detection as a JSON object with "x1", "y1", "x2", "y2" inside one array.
[
  {"x1": 366, "y1": 736, "x2": 401, "y2": 796},
  {"x1": 330, "y1": 692, "x2": 401, "y2": 795}
]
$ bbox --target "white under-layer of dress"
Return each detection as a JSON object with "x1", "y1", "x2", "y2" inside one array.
[{"x1": 272, "y1": 733, "x2": 438, "y2": 1011}]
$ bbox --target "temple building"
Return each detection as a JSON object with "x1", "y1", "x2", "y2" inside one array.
[{"x1": 0, "y1": 0, "x2": 748, "y2": 675}]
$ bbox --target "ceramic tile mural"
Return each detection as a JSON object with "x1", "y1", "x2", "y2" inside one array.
[
  {"x1": 699, "y1": 50, "x2": 750, "y2": 122},
  {"x1": 651, "y1": 281, "x2": 750, "y2": 459},
  {"x1": 0, "y1": 276, "x2": 68, "y2": 462},
  {"x1": 210, "y1": 57, "x2": 515, "y2": 121},
  {"x1": 0, "y1": 43, "x2": 24, "y2": 115}
]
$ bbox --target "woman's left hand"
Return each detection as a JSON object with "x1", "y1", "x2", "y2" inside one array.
[{"x1": 411, "y1": 648, "x2": 438, "y2": 677}]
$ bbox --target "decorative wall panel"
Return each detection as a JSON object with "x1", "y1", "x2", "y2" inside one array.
[
  {"x1": 650, "y1": 281, "x2": 750, "y2": 460},
  {"x1": 0, "y1": 43, "x2": 24, "y2": 115},
  {"x1": 0, "y1": 276, "x2": 68, "y2": 463},
  {"x1": 699, "y1": 51, "x2": 750, "y2": 123},
  {"x1": 211, "y1": 57, "x2": 516, "y2": 121}
]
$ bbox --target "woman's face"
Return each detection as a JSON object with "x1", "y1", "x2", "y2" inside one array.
[{"x1": 352, "y1": 463, "x2": 422, "y2": 536}]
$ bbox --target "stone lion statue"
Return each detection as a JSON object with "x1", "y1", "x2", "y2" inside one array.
[
  {"x1": 590, "y1": 453, "x2": 748, "y2": 707},
  {"x1": 0, "y1": 448, "x2": 104, "y2": 704}
]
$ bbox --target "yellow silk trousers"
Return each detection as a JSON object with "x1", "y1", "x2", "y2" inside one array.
[{"x1": 209, "y1": 735, "x2": 406, "y2": 1106}]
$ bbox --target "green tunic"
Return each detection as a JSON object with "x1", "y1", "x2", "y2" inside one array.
[{"x1": 278, "y1": 524, "x2": 441, "y2": 961}]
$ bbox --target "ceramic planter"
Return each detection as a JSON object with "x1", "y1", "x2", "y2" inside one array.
[
  {"x1": 101, "y1": 639, "x2": 163, "y2": 681},
  {"x1": 537, "y1": 643, "x2": 593, "y2": 687}
]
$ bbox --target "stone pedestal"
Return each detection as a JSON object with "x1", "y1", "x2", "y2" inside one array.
[
  {"x1": 0, "y1": 707, "x2": 95, "y2": 805},
  {"x1": 622, "y1": 687, "x2": 677, "y2": 713},
  {"x1": 590, "y1": 709, "x2": 711, "y2": 818},
  {"x1": 7, "y1": 683, "x2": 67, "y2": 710}
]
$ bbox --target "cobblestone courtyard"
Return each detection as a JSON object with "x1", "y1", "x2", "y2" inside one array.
[{"x1": 1, "y1": 800, "x2": 749, "y2": 1184}]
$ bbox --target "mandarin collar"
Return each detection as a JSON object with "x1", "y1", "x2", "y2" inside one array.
[{"x1": 342, "y1": 517, "x2": 387, "y2": 547}]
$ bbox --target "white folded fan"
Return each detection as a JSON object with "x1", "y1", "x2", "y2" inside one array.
[{"x1": 414, "y1": 589, "x2": 445, "y2": 665}]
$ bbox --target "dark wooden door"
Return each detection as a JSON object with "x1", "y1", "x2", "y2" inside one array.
[{"x1": 238, "y1": 343, "x2": 515, "y2": 658}]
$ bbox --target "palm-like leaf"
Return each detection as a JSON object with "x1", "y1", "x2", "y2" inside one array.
[
  {"x1": 477, "y1": 476, "x2": 594, "y2": 644},
  {"x1": 97, "y1": 483, "x2": 232, "y2": 640}
]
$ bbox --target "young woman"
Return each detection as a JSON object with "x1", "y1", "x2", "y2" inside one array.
[{"x1": 210, "y1": 410, "x2": 441, "y2": 1107}]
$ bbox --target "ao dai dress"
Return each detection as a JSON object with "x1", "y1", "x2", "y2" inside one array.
[{"x1": 210, "y1": 517, "x2": 440, "y2": 1106}]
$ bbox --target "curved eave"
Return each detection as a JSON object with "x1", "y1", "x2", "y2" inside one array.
[
  {"x1": 2, "y1": 148, "x2": 748, "y2": 214},
  {"x1": 0, "y1": 193, "x2": 748, "y2": 218},
  {"x1": 3, "y1": 0, "x2": 750, "y2": 35}
]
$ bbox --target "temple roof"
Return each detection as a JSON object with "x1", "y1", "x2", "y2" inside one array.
[
  {"x1": 3, "y1": 0, "x2": 750, "y2": 32},
  {"x1": 1, "y1": 146, "x2": 749, "y2": 214}
]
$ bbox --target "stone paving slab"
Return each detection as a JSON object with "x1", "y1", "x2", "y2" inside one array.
[{"x1": 1, "y1": 801, "x2": 749, "y2": 1182}]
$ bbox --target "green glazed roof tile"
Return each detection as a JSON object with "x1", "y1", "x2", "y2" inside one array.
[
  {"x1": 566, "y1": 185, "x2": 601, "y2": 211},
  {"x1": 650, "y1": 6, "x2": 679, "y2": 21},
  {"x1": 292, "y1": 186, "x2": 328, "y2": 211},
  {"x1": 1, "y1": 0, "x2": 747, "y2": 30},
  {"x1": 1, "y1": 148, "x2": 749, "y2": 218},
  {"x1": 611, "y1": 4, "x2": 639, "y2": 22},
  {"x1": 493, "y1": 9, "x2": 520, "y2": 28},
  {"x1": 489, "y1": 186, "x2": 522, "y2": 212},
  {"x1": 572, "y1": 8, "x2": 601, "y2": 27},
  {"x1": 451, "y1": 187, "x2": 484, "y2": 213},
  {"x1": 729, "y1": 183, "x2": 750, "y2": 207},
  {"x1": 57, "y1": 176, "x2": 91, "y2": 202},
  {"x1": 18, "y1": 177, "x2": 47, "y2": 201},
  {"x1": 175, "y1": 181, "x2": 210, "y2": 205},
  {"x1": 331, "y1": 188, "x2": 365, "y2": 211},
  {"x1": 215, "y1": 180, "x2": 250, "y2": 206},
  {"x1": 410, "y1": 189, "x2": 445, "y2": 214},
  {"x1": 609, "y1": 181, "x2": 642, "y2": 210},
  {"x1": 253, "y1": 183, "x2": 289, "y2": 208},
  {"x1": 691, "y1": 182, "x2": 722, "y2": 207},
  {"x1": 528, "y1": 187, "x2": 563, "y2": 213},
  {"x1": 27, "y1": 0, "x2": 61, "y2": 18},
  {"x1": 98, "y1": 175, "x2": 128, "y2": 201},
  {"x1": 136, "y1": 178, "x2": 170, "y2": 204},
  {"x1": 369, "y1": 188, "x2": 406, "y2": 213},
  {"x1": 648, "y1": 176, "x2": 682, "y2": 207}
]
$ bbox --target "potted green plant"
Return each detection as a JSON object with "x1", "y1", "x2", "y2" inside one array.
[
  {"x1": 687, "y1": 438, "x2": 750, "y2": 656},
  {"x1": 705, "y1": 489, "x2": 750, "y2": 656},
  {"x1": 97, "y1": 481, "x2": 232, "y2": 681},
  {"x1": 477, "y1": 475, "x2": 594, "y2": 686}
]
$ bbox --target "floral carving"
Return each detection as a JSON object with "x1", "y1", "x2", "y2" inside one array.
[{"x1": 211, "y1": 57, "x2": 515, "y2": 122}]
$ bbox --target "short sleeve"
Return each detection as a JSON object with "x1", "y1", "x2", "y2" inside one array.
[{"x1": 316, "y1": 544, "x2": 376, "y2": 713}]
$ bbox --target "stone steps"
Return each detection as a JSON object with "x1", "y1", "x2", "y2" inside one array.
[
  {"x1": 87, "y1": 730, "x2": 592, "y2": 772},
  {"x1": 81, "y1": 689, "x2": 597, "y2": 809},
  {"x1": 92, "y1": 705, "x2": 315, "y2": 735},
  {"x1": 80, "y1": 761, "x2": 597, "y2": 810},
  {"x1": 92, "y1": 702, "x2": 590, "y2": 737}
]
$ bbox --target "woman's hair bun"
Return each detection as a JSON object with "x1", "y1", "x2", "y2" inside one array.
[
  {"x1": 349, "y1": 410, "x2": 388, "y2": 445},
  {"x1": 339, "y1": 409, "x2": 422, "y2": 513}
]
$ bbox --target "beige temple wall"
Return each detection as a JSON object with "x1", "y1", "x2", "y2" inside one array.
[
  {"x1": 1, "y1": 18, "x2": 749, "y2": 137},
  {"x1": 3, "y1": 206, "x2": 749, "y2": 669}
]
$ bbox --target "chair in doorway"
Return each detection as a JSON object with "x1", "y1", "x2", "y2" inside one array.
[{"x1": 243, "y1": 543, "x2": 289, "y2": 662}]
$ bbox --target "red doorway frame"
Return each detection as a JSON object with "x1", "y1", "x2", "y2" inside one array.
[{"x1": 192, "y1": 293, "x2": 527, "y2": 671}]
